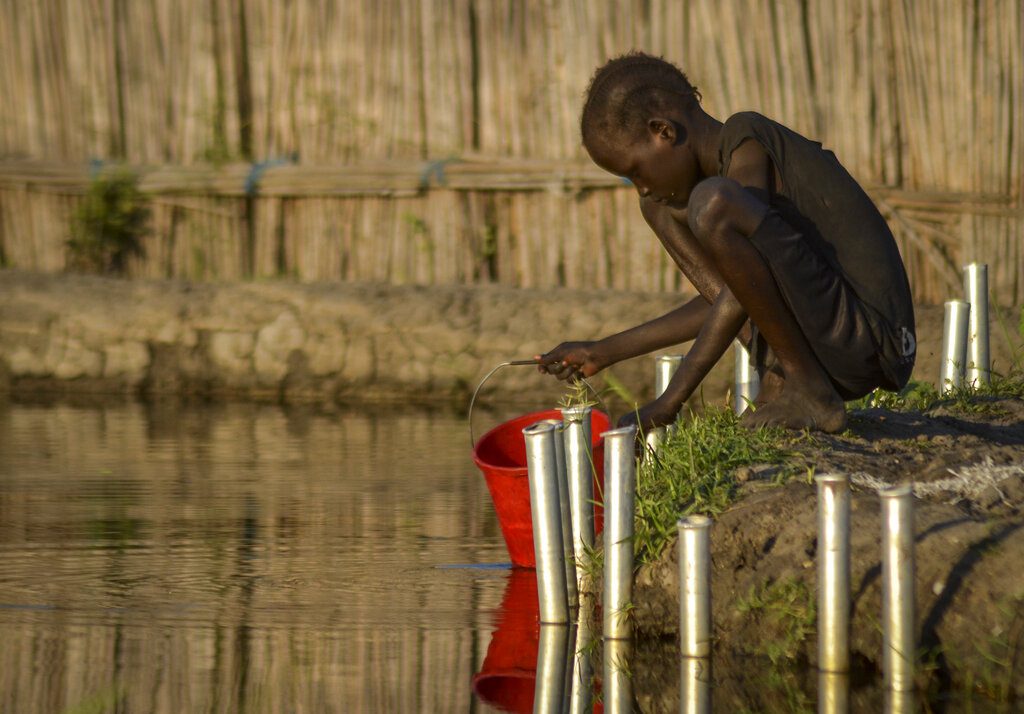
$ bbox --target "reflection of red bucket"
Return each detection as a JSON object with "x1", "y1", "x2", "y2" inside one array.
[
  {"x1": 473, "y1": 409, "x2": 609, "y2": 568},
  {"x1": 471, "y1": 568, "x2": 539, "y2": 712}
]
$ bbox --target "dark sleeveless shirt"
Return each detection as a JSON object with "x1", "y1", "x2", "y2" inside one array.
[{"x1": 718, "y1": 112, "x2": 916, "y2": 388}]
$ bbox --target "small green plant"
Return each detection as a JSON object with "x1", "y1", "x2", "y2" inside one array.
[
  {"x1": 850, "y1": 380, "x2": 940, "y2": 411},
  {"x1": 67, "y1": 169, "x2": 149, "y2": 274},
  {"x1": 633, "y1": 406, "x2": 790, "y2": 564},
  {"x1": 736, "y1": 578, "x2": 817, "y2": 664},
  {"x1": 558, "y1": 377, "x2": 598, "y2": 411}
]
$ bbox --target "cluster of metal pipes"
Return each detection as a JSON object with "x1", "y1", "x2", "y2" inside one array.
[
  {"x1": 676, "y1": 474, "x2": 919, "y2": 711},
  {"x1": 522, "y1": 407, "x2": 638, "y2": 712},
  {"x1": 523, "y1": 293, "x2": 962, "y2": 708},
  {"x1": 942, "y1": 262, "x2": 991, "y2": 392}
]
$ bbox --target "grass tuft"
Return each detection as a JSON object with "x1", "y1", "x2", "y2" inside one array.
[
  {"x1": 633, "y1": 407, "x2": 791, "y2": 565},
  {"x1": 736, "y1": 578, "x2": 816, "y2": 665}
]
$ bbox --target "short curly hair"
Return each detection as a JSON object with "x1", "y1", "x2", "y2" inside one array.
[{"x1": 581, "y1": 52, "x2": 701, "y2": 149}]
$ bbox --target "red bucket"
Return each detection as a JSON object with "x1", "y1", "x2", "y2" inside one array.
[{"x1": 473, "y1": 408, "x2": 609, "y2": 568}]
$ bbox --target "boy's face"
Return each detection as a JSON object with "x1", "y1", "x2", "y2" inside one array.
[{"x1": 587, "y1": 120, "x2": 700, "y2": 209}]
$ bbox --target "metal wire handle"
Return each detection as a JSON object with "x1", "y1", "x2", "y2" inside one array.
[{"x1": 467, "y1": 359, "x2": 607, "y2": 449}]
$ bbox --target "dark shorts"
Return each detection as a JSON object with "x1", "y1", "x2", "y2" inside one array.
[{"x1": 748, "y1": 210, "x2": 890, "y2": 400}]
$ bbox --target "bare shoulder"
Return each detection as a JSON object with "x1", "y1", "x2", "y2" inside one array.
[{"x1": 724, "y1": 138, "x2": 773, "y2": 191}]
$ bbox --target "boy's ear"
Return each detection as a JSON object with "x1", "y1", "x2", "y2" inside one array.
[{"x1": 647, "y1": 118, "x2": 686, "y2": 146}]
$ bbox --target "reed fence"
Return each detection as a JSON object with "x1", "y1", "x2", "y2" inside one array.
[{"x1": 1, "y1": 0, "x2": 1021, "y2": 303}]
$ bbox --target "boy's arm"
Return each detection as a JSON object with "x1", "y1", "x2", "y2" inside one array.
[{"x1": 536, "y1": 296, "x2": 711, "y2": 380}]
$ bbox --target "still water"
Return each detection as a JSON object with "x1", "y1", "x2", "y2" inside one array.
[{"x1": 0, "y1": 399, "x2": 538, "y2": 713}]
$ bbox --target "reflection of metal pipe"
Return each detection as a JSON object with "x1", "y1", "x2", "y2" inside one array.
[
  {"x1": 816, "y1": 473, "x2": 850, "y2": 673},
  {"x1": 534, "y1": 624, "x2": 570, "y2": 714},
  {"x1": 680, "y1": 656, "x2": 712, "y2": 714},
  {"x1": 560, "y1": 406, "x2": 595, "y2": 590},
  {"x1": 602, "y1": 638, "x2": 633, "y2": 714},
  {"x1": 817, "y1": 671, "x2": 849, "y2": 714},
  {"x1": 881, "y1": 484, "x2": 916, "y2": 692},
  {"x1": 538, "y1": 418, "x2": 578, "y2": 608},
  {"x1": 733, "y1": 341, "x2": 759, "y2": 415},
  {"x1": 963, "y1": 263, "x2": 990, "y2": 386},
  {"x1": 523, "y1": 421, "x2": 569, "y2": 624},
  {"x1": 885, "y1": 688, "x2": 917, "y2": 714},
  {"x1": 568, "y1": 596, "x2": 596, "y2": 714},
  {"x1": 603, "y1": 425, "x2": 637, "y2": 640},
  {"x1": 940, "y1": 300, "x2": 970, "y2": 393},
  {"x1": 678, "y1": 515, "x2": 713, "y2": 658}
]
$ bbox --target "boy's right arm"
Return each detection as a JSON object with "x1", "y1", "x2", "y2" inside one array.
[{"x1": 536, "y1": 295, "x2": 711, "y2": 380}]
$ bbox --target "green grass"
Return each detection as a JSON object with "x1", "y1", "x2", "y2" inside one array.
[
  {"x1": 633, "y1": 407, "x2": 792, "y2": 565},
  {"x1": 736, "y1": 578, "x2": 817, "y2": 665},
  {"x1": 850, "y1": 370, "x2": 1024, "y2": 417}
]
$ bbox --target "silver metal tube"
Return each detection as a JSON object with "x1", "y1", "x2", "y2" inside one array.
[
  {"x1": 523, "y1": 421, "x2": 569, "y2": 624},
  {"x1": 733, "y1": 340, "x2": 760, "y2": 415},
  {"x1": 816, "y1": 473, "x2": 850, "y2": 673},
  {"x1": 602, "y1": 638, "x2": 633, "y2": 714},
  {"x1": 678, "y1": 515, "x2": 713, "y2": 658},
  {"x1": 560, "y1": 406, "x2": 595, "y2": 590},
  {"x1": 817, "y1": 672, "x2": 849, "y2": 714},
  {"x1": 537, "y1": 418, "x2": 579, "y2": 608},
  {"x1": 655, "y1": 354, "x2": 684, "y2": 396},
  {"x1": 533, "y1": 624, "x2": 570, "y2": 714},
  {"x1": 940, "y1": 299, "x2": 970, "y2": 393},
  {"x1": 646, "y1": 354, "x2": 684, "y2": 452},
  {"x1": 568, "y1": 596, "x2": 595, "y2": 714},
  {"x1": 881, "y1": 484, "x2": 916, "y2": 692},
  {"x1": 603, "y1": 425, "x2": 638, "y2": 640},
  {"x1": 680, "y1": 656, "x2": 712, "y2": 714},
  {"x1": 963, "y1": 263, "x2": 991, "y2": 386}
]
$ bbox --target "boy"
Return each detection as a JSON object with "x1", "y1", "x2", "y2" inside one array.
[{"x1": 536, "y1": 52, "x2": 915, "y2": 433}]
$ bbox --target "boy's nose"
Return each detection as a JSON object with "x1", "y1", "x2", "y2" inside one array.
[{"x1": 637, "y1": 185, "x2": 651, "y2": 197}]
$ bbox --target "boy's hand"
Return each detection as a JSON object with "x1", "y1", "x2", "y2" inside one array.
[
  {"x1": 534, "y1": 341, "x2": 605, "y2": 381},
  {"x1": 617, "y1": 397, "x2": 679, "y2": 432}
]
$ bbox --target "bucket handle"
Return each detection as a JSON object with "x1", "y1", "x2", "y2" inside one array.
[{"x1": 467, "y1": 360, "x2": 607, "y2": 449}]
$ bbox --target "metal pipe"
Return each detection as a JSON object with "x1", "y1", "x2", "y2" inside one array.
[
  {"x1": 655, "y1": 354, "x2": 684, "y2": 397},
  {"x1": 817, "y1": 672, "x2": 849, "y2": 714},
  {"x1": 603, "y1": 424, "x2": 638, "y2": 640},
  {"x1": 602, "y1": 638, "x2": 634, "y2": 714},
  {"x1": 678, "y1": 515, "x2": 713, "y2": 658},
  {"x1": 940, "y1": 299, "x2": 970, "y2": 393},
  {"x1": 881, "y1": 483, "x2": 916, "y2": 692},
  {"x1": 733, "y1": 340, "x2": 760, "y2": 415},
  {"x1": 533, "y1": 623, "x2": 570, "y2": 714},
  {"x1": 568, "y1": 596, "x2": 595, "y2": 714},
  {"x1": 816, "y1": 473, "x2": 850, "y2": 673},
  {"x1": 560, "y1": 406, "x2": 595, "y2": 590},
  {"x1": 963, "y1": 263, "x2": 991, "y2": 386},
  {"x1": 523, "y1": 420, "x2": 569, "y2": 624},
  {"x1": 537, "y1": 418, "x2": 579, "y2": 608},
  {"x1": 645, "y1": 354, "x2": 684, "y2": 452},
  {"x1": 680, "y1": 657, "x2": 712, "y2": 714}
]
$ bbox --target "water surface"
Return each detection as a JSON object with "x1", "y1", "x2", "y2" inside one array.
[{"x1": 0, "y1": 400, "x2": 516, "y2": 712}]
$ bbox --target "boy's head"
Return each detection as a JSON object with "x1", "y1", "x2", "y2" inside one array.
[{"x1": 581, "y1": 52, "x2": 701, "y2": 155}]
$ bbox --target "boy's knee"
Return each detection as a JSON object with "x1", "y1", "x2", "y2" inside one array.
[{"x1": 687, "y1": 177, "x2": 765, "y2": 244}]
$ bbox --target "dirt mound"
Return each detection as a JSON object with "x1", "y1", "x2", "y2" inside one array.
[{"x1": 632, "y1": 397, "x2": 1024, "y2": 709}]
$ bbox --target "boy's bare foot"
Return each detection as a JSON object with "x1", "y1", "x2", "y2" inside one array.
[{"x1": 741, "y1": 387, "x2": 846, "y2": 433}]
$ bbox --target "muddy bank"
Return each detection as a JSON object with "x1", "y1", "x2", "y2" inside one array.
[
  {"x1": 1, "y1": 270, "x2": 1021, "y2": 414},
  {"x1": 632, "y1": 399, "x2": 1024, "y2": 709}
]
